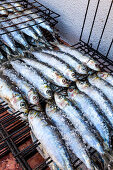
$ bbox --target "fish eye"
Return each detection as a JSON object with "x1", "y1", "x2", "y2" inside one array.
[
  {"x1": 62, "y1": 79, "x2": 67, "y2": 84},
  {"x1": 71, "y1": 73, "x2": 75, "y2": 77},
  {"x1": 58, "y1": 95, "x2": 62, "y2": 99},
  {"x1": 46, "y1": 90, "x2": 52, "y2": 95},
  {"x1": 20, "y1": 102, "x2": 26, "y2": 107}
]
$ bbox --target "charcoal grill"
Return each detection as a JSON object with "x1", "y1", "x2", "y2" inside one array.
[{"x1": 0, "y1": 0, "x2": 113, "y2": 169}]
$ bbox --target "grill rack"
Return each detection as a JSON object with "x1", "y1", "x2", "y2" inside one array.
[
  {"x1": 0, "y1": 0, "x2": 60, "y2": 36},
  {"x1": 0, "y1": 0, "x2": 113, "y2": 169}
]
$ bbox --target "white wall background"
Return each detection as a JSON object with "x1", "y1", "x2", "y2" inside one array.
[{"x1": 39, "y1": 0, "x2": 113, "y2": 60}]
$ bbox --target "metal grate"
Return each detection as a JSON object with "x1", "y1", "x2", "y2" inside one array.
[
  {"x1": 0, "y1": 0, "x2": 60, "y2": 35},
  {"x1": 79, "y1": 0, "x2": 113, "y2": 61}
]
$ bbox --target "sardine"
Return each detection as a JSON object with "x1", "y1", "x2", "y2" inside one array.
[
  {"x1": 1, "y1": 68, "x2": 41, "y2": 109},
  {"x1": 42, "y1": 49, "x2": 88, "y2": 75},
  {"x1": 46, "y1": 102, "x2": 97, "y2": 170},
  {"x1": 30, "y1": 51, "x2": 77, "y2": 81},
  {"x1": 88, "y1": 74, "x2": 113, "y2": 105},
  {"x1": 0, "y1": 75, "x2": 28, "y2": 119},
  {"x1": 0, "y1": 25, "x2": 17, "y2": 53},
  {"x1": 68, "y1": 87, "x2": 111, "y2": 150},
  {"x1": 57, "y1": 44, "x2": 100, "y2": 71},
  {"x1": 0, "y1": 6, "x2": 8, "y2": 16},
  {"x1": 10, "y1": 60, "x2": 52, "y2": 99},
  {"x1": 97, "y1": 72, "x2": 113, "y2": 87},
  {"x1": 0, "y1": 20, "x2": 29, "y2": 49},
  {"x1": 30, "y1": 130, "x2": 60, "y2": 170},
  {"x1": 10, "y1": 2, "x2": 24, "y2": 11},
  {"x1": 76, "y1": 80, "x2": 113, "y2": 127},
  {"x1": 8, "y1": 13, "x2": 38, "y2": 40},
  {"x1": 28, "y1": 110, "x2": 73, "y2": 170},
  {"x1": 0, "y1": 43, "x2": 12, "y2": 56},
  {"x1": 54, "y1": 92, "x2": 105, "y2": 155},
  {"x1": 22, "y1": 58, "x2": 69, "y2": 87}
]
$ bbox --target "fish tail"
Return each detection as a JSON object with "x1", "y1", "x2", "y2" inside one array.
[{"x1": 102, "y1": 152, "x2": 111, "y2": 168}]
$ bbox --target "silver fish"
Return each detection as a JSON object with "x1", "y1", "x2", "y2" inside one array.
[
  {"x1": 57, "y1": 44, "x2": 100, "y2": 71},
  {"x1": 0, "y1": 6, "x2": 8, "y2": 16},
  {"x1": 76, "y1": 80, "x2": 113, "y2": 127},
  {"x1": 10, "y1": 60, "x2": 52, "y2": 99},
  {"x1": 0, "y1": 43, "x2": 12, "y2": 56},
  {"x1": 1, "y1": 68, "x2": 41, "y2": 109},
  {"x1": 8, "y1": 13, "x2": 38, "y2": 40},
  {"x1": 30, "y1": 130, "x2": 60, "y2": 170},
  {"x1": 42, "y1": 49, "x2": 88, "y2": 75},
  {"x1": 68, "y1": 87, "x2": 111, "y2": 150},
  {"x1": 0, "y1": 76, "x2": 28, "y2": 119},
  {"x1": 54, "y1": 92, "x2": 104, "y2": 155},
  {"x1": 88, "y1": 74, "x2": 113, "y2": 105},
  {"x1": 30, "y1": 51, "x2": 77, "y2": 81},
  {"x1": 10, "y1": 2, "x2": 24, "y2": 11},
  {"x1": 46, "y1": 102, "x2": 97, "y2": 170},
  {"x1": 0, "y1": 25, "x2": 17, "y2": 53},
  {"x1": 97, "y1": 72, "x2": 113, "y2": 87},
  {"x1": 0, "y1": 20, "x2": 29, "y2": 49},
  {"x1": 28, "y1": 110, "x2": 73, "y2": 170},
  {"x1": 22, "y1": 58, "x2": 69, "y2": 87},
  {"x1": 24, "y1": 9, "x2": 54, "y2": 33}
]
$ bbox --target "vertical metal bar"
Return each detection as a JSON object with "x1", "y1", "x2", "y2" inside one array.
[
  {"x1": 106, "y1": 39, "x2": 113, "y2": 57},
  {"x1": 97, "y1": 0, "x2": 113, "y2": 51},
  {"x1": 87, "y1": 0, "x2": 101, "y2": 44},
  {"x1": 80, "y1": 0, "x2": 91, "y2": 41}
]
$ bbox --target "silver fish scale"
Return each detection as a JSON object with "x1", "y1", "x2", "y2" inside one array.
[
  {"x1": 46, "y1": 103, "x2": 95, "y2": 170},
  {"x1": 76, "y1": 82, "x2": 113, "y2": 127},
  {"x1": 28, "y1": 110, "x2": 73, "y2": 170},
  {"x1": 97, "y1": 72, "x2": 113, "y2": 87},
  {"x1": 88, "y1": 75, "x2": 113, "y2": 105},
  {"x1": 68, "y1": 89, "x2": 110, "y2": 149},
  {"x1": 10, "y1": 60, "x2": 52, "y2": 99},
  {"x1": 32, "y1": 51, "x2": 75, "y2": 81}
]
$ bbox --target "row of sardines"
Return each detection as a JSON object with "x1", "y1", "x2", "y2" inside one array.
[
  {"x1": 0, "y1": 0, "x2": 58, "y2": 64},
  {"x1": 0, "y1": 44, "x2": 113, "y2": 169}
]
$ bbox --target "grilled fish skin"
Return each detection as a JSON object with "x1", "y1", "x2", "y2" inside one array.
[
  {"x1": 68, "y1": 87, "x2": 111, "y2": 150},
  {"x1": 54, "y1": 92, "x2": 105, "y2": 155},
  {"x1": 30, "y1": 51, "x2": 77, "y2": 81},
  {"x1": 22, "y1": 58, "x2": 69, "y2": 87},
  {"x1": 8, "y1": 13, "x2": 38, "y2": 40},
  {"x1": 28, "y1": 110, "x2": 73, "y2": 170},
  {"x1": 76, "y1": 80, "x2": 113, "y2": 128},
  {"x1": 46, "y1": 102, "x2": 97, "y2": 170},
  {"x1": 0, "y1": 6, "x2": 8, "y2": 16},
  {"x1": 30, "y1": 130, "x2": 60, "y2": 170},
  {"x1": 41, "y1": 49, "x2": 88, "y2": 75},
  {"x1": 0, "y1": 25, "x2": 17, "y2": 53},
  {"x1": 57, "y1": 44, "x2": 100, "y2": 71},
  {"x1": 0, "y1": 19, "x2": 29, "y2": 49},
  {"x1": 97, "y1": 72, "x2": 113, "y2": 87},
  {"x1": 0, "y1": 76, "x2": 28, "y2": 119},
  {"x1": 88, "y1": 74, "x2": 113, "y2": 105},
  {"x1": 10, "y1": 60, "x2": 52, "y2": 99},
  {"x1": 1, "y1": 68, "x2": 41, "y2": 109}
]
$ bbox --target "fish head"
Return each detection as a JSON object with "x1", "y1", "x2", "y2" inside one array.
[
  {"x1": 11, "y1": 93, "x2": 28, "y2": 115},
  {"x1": 76, "y1": 80, "x2": 89, "y2": 90},
  {"x1": 68, "y1": 86, "x2": 79, "y2": 97},
  {"x1": 78, "y1": 64, "x2": 88, "y2": 74},
  {"x1": 45, "y1": 87, "x2": 53, "y2": 99},
  {"x1": 55, "y1": 72, "x2": 69, "y2": 87},
  {"x1": 46, "y1": 102, "x2": 57, "y2": 114},
  {"x1": 87, "y1": 59, "x2": 100, "y2": 71},
  {"x1": 97, "y1": 72, "x2": 109, "y2": 79},
  {"x1": 54, "y1": 92, "x2": 69, "y2": 109},
  {"x1": 66, "y1": 69, "x2": 77, "y2": 81}
]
